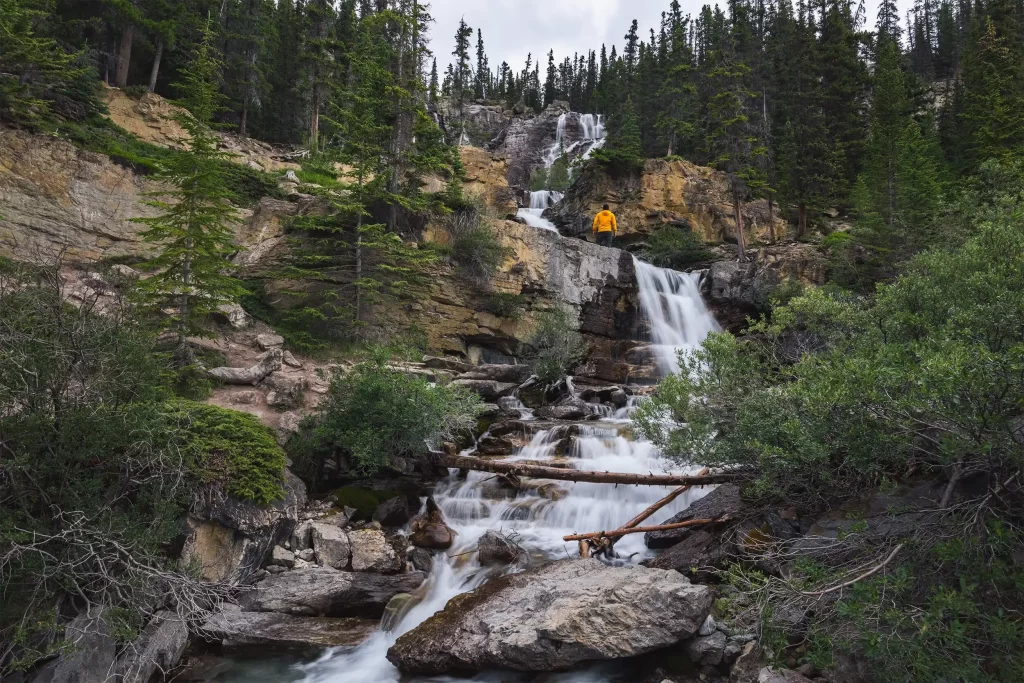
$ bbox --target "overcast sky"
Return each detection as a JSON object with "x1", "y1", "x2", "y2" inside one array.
[{"x1": 426, "y1": 0, "x2": 906, "y2": 77}]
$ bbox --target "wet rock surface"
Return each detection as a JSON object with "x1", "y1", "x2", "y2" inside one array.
[
  {"x1": 202, "y1": 604, "x2": 377, "y2": 652},
  {"x1": 387, "y1": 559, "x2": 713, "y2": 674},
  {"x1": 240, "y1": 567, "x2": 426, "y2": 618}
]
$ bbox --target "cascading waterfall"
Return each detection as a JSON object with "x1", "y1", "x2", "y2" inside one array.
[
  {"x1": 634, "y1": 259, "x2": 722, "y2": 375},
  {"x1": 516, "y1": 112, "x2": 606, "y2": 233},
  {"x1": 277, "y1": 259, "x2": 722, "y2": 683}
]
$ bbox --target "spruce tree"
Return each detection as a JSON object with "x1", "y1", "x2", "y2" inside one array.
[
  {"x1": 544, "y1": 50, "x2": 557, "y2": 105},
  {"x1": 429, "y1": 57, "x2": 439, "y2": 103},
  {"x1": 135, "y1": 22, "x2": 244, "y2": 355}
]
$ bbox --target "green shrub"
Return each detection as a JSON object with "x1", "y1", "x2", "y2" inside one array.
[
  {"x1": 448, "y1": 210, "x2": 511, "y2": 281},
  {"x1": 642, "y1": 225, "x2": 714, "y2": 269},
  {"x1": 163, "y1": 399, "x2": 287, "y2": 504},
  {"x1": 332, "y1": 486, "x2": 404, "y2": 521},
  {"x1": 484, "y1": 292, "x2": 528, "y2": 320},
  {"x1": 289, "y1": 353, "x2": 484, "y2": 484},
  {"x1": 524, "y1": 306, "x2": 588, "y2": 384}
]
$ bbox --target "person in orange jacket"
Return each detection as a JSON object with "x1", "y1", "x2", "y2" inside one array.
[{"x1": 592, "y1": 204, "x2": 617, "y2": 247}]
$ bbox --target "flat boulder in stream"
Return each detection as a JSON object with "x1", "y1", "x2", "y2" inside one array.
[
  {"x1": 386, "y1": 559, "x2": 713, "y2": 674},
  {"x1": 240, "y1": 567, "x2": 425, "y2": 618}
]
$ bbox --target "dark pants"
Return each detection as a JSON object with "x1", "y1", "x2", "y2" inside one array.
[{"x1": 596, "y1": 231, "x2": 614, "y2": 247}]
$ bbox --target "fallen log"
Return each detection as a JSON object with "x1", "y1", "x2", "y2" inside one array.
[
  {"x1": 563, "y1": 517, "x2": 729, "y2": 542},
  {"x1": 439, "y1": 455, "x2": 741, "y2": 488},
  {"x1": 619, "y1": 467, "x2": 712, "y2": 531},
  {"x1": 207, "y1": 349, "x2": 283, "y2": 386}
]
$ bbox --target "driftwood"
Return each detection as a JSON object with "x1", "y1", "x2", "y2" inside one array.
[
  {"x1": 207, "y1": 349, "x2": 282, "y2": 386},
  {"x1": 563, "y1": 517, "x2": 728, "y2": 542},
  {"x1": 605, "y1": 467, "x2": 712, "y2": 550},
  {"x1": 439, "y1": 455, "x2": 741, "y2": 487}
]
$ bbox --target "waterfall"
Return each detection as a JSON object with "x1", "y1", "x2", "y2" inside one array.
[
  {"x1": 634, "y1": 259, "x2": 722, "y2": 375},
  {"x1": 541, "y1": 113, "x2": 569, "y2": 168},
  {"x1": 281, "y1": 260, "x2": 722, "y2": 683},
  {"x1": 517, "y1": 190, "x2": 563, "y2": 232}
]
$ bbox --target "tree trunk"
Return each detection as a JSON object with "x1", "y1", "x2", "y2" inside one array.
[
  {"x1": 767, "y1": 193, "x2": 776, "y2": 243},
  {"x1": 240, "y1": 100, "x2": 249, "y2": 138},
  {"x1": 115, "y1": 24, "x2": 136, "y2": 88},
  {"x1": 179, "y1": 247, "x2": 191, "y2": 349},
  {"x1": 439, "y1": 455, "x2": 742, "y2": 487},
  {"x1": 733, "y1": 188, "x2": 746, "y2": 261},
  {"x1": 148, "y1": 38, "x2": 164, "y2": 92},
  {"x1": 798, "y1": 202, "x2": 807, "y2": 239},
  {"x1": 310, "y1": 76, "x2": 320, "y2": 154}
]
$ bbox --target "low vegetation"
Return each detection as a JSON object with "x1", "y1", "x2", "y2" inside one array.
[
  {"x1": 289, "y1": 351, "x2": 484, "y2": 487},
  {"x1": 641, "y1": 225, "x2": 714, "y2": 270},
  {"x1": 524, "y1": 306, "x2": 588, "y2": 384},
  {"x1": 0, "y1": 259, "x2": 287, "y2": 672}
]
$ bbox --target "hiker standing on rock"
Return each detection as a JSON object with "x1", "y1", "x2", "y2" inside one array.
[{"x1": 592, "y1": 204, "x2": 617, "y2": 247}]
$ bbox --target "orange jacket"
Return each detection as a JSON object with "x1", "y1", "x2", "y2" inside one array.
[{"x1": 592, "y1": 210, "x2": 617, "y2": 234}]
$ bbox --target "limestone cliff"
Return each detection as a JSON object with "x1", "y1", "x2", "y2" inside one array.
[{"x1": 549, "y1": 157, "x2": 789, "y2": 247}]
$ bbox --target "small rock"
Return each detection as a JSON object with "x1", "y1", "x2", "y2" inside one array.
[
  {"x1": 729, "y1": 641, "x2": 763, "y2": 683},
  {"x1": 266, "y1": 565, "x2": 287, "y2": 574},
  {"x1": 373, "y1": 497, "x2": 413, "y2": 528},
  {"x1": 408, "y1": 548, "x2": 433, "y2": 573},
  {"x1": 699, "y1": 614, "x2": 717, "y2": 636},
  {"x1": 409, "y1": 498, "x2": 455, "y2": 550},
  {"x1": 311, "y1": 523, "x2": 351, "y2": 570},
  {"x1": 293, "y1": 558, "x2": 313, "y2": 570},
  {"x1": 477, "y1": 530, "x2": 522, "y2": 567},
  {"x1": 349, "y1": 529, "x2": 403, "y2": 573},
  {"x1": 758, "y1": 668, "x2": 815, "y2": 683},
  {"x1": 296, "y1": 548, "x2": 315, "y2": 563},
  {"x1": 282, "y1": 170, "x2": 300, "y2": 183},
  {"x1": 687, "y1": 630, "x2": 727, "y2": 666},
  {"x1": 256, "y1": 333, "x2": 285, "y2": 350},
  {"x1": 291, "y1": 521, "x2": 313, "y2": 551},
  {"x1": 271, "y1": 546, "x2": 295, "y2": 569},
  {"x1": 609, "y1": 388, "x2": 629, "y2": 408},
  {"x1": 110, "y1": 264, "x2": 139, "y2": 279},
  {"x1": 283, "y1": 351, "x2": 303, "y2": 368},
  {"x1": 231, "y1": 391, "x2": 258, "y2": 405},
  {"x1": 216, "y1": 303, "x2": 252, "y2": 329}
]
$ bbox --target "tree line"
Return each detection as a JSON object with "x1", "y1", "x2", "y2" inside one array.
[{"x1": 445, "y1": 0, "x2": 1023, "y2": 261}]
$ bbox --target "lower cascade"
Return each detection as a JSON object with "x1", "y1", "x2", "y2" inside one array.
[{"x1": 240, "y1": 260, "x2": 723, "y2": 683}]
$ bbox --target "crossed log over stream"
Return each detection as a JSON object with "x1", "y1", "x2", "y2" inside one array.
[{"x1": 437, "y1": 455, "x2": 743, "y2": 557}]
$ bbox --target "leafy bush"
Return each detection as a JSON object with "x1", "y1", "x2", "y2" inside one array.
[
  {"x1": 446, "y1": 208, "x2": 511, "y2": 282},
  {"x1": 642, "y1": 225, "x2": 714, "y2": 269},
  {"x1": 524, "y1": 306, "x2": 588, "y2": 384},
  {"x1": 484, "y1": 292, "x2": 528, "y2": 320},
  {"x1": 162, "y1": 400, "x2": 287, "y2": 504},
  {"x1": 289, "y1": 354, "x2": 484, "y2": 484}
]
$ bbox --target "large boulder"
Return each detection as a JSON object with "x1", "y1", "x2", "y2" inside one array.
[
  {"x1": 456, "y1": 364, "x2": 534, "y2": 384},
  {"x1": 348, "y1": 529, "x2": 403, "y2": 573},
  {"x1": 386, "y1": 559, "x2": 713, "y2": 674},
  {"x1": 239, "y1": 567, "x2": 425, "y2": 618},
  {"x1": 451, "y1": 379, "x2": 518, "y2": 401},
  {"x1": 477, "y1": 530, "x2": 524, "y2": 567},
  {"x1": 115, "y1": 611, "x2": 188, "y2": 683},
  {"x1": 181, "y1": 471, "x2": 306, "y2": 583},
  {"x1": 310, "y1": 522, "x2": 350, "y2": 570},
  {"x1": 30, "y1": 610, "x2": 117, "y2": 683},
  {"x1": 201, "y1": 604, "x2": 377, "y2": 652}
]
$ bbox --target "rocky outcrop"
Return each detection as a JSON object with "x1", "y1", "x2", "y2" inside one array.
[
  {"x1": 29, "y1": 610, "x2": 117, "y2": 683},
  {"x1": 181, "y1": 470, "x2": 306, "y2": 583},
  {"x1": 549, "y1": 157, "x2": 789, "y2": 247},
  {"x1": 386, "y1": 559, "x2": 713, "y2": 674},
  {"x1": 436, "y1": 99, "x2": 510, "y2": 147},
  {"x1": 201, "y1": 604, "x2": 377, "y2": 652},
  {"x1": 240, "y1": 567, "x2": 425, "y2": 618},
  {"x1": 458, "y1": 146, "x2": 518, "y2": 216},
  {"x1": 702, "y1": 243, "x2": 829, "y2": 331},
  {"x1": 389, "y1": 218, "x2": 641, "y2": 361},
  {"x1": 0, "y1": 127, "x2": 164, "y2": 262},
  {"x1": 116, "y1": 611, "x2": 189, "y2": 683}
]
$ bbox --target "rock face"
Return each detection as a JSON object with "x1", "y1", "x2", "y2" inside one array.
[
  {"x1": 181, "y1": 470, "x2": 306, "y2": 583},
  {"x1": 240, "y1": 567, "x2": 425, "y2": 618},
  {"x1": 702, "y1": 243, "x2": 828, "y2": 331},
  {"x1": 202, "y1": 604, "x2": 377, "y2": 652},
  {"x1": 0, "y1": 127, "x2": 164, "y2": 262},
  {"x1": 548, "y1": 157, "x2": 788, "y2": 247},
  {"x1": 436, "y1": 99, "x2": 510, "y2": 148},
  {"x1": 30, "y1": 610, "x2": 117, "y2": 683},
  {"x1": 386, "y1": 559, "x2": 713, "y2": 674},
  {"x1": 459, "y1": 146, "x2": 518, "y2": 216},
  {"x1": 496, "y1": 102, "x2": 603, "y2": 190}
]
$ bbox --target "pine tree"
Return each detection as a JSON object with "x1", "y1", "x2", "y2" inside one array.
[
  {"x1": 0, "y1": 0, "x2": 91, "y2": 124},
  {"x1": 544, "y1": 50, "x2": 557, "y2": 105},
  {"x1": 428, "y1": 57, "x2": 439, "y2": 103},
  {"x1": 300, "y1": 0, "x2": 340, "y2": 154},
  {"x1": 135, "y1": 21, "x2": 244, "y2": 354},
  {"x1": 623, "y1": 19, "x2": 640, "y2": 78},
  {"x1": 474, "y1": 28, "x2": 487, "y2": 100}
]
